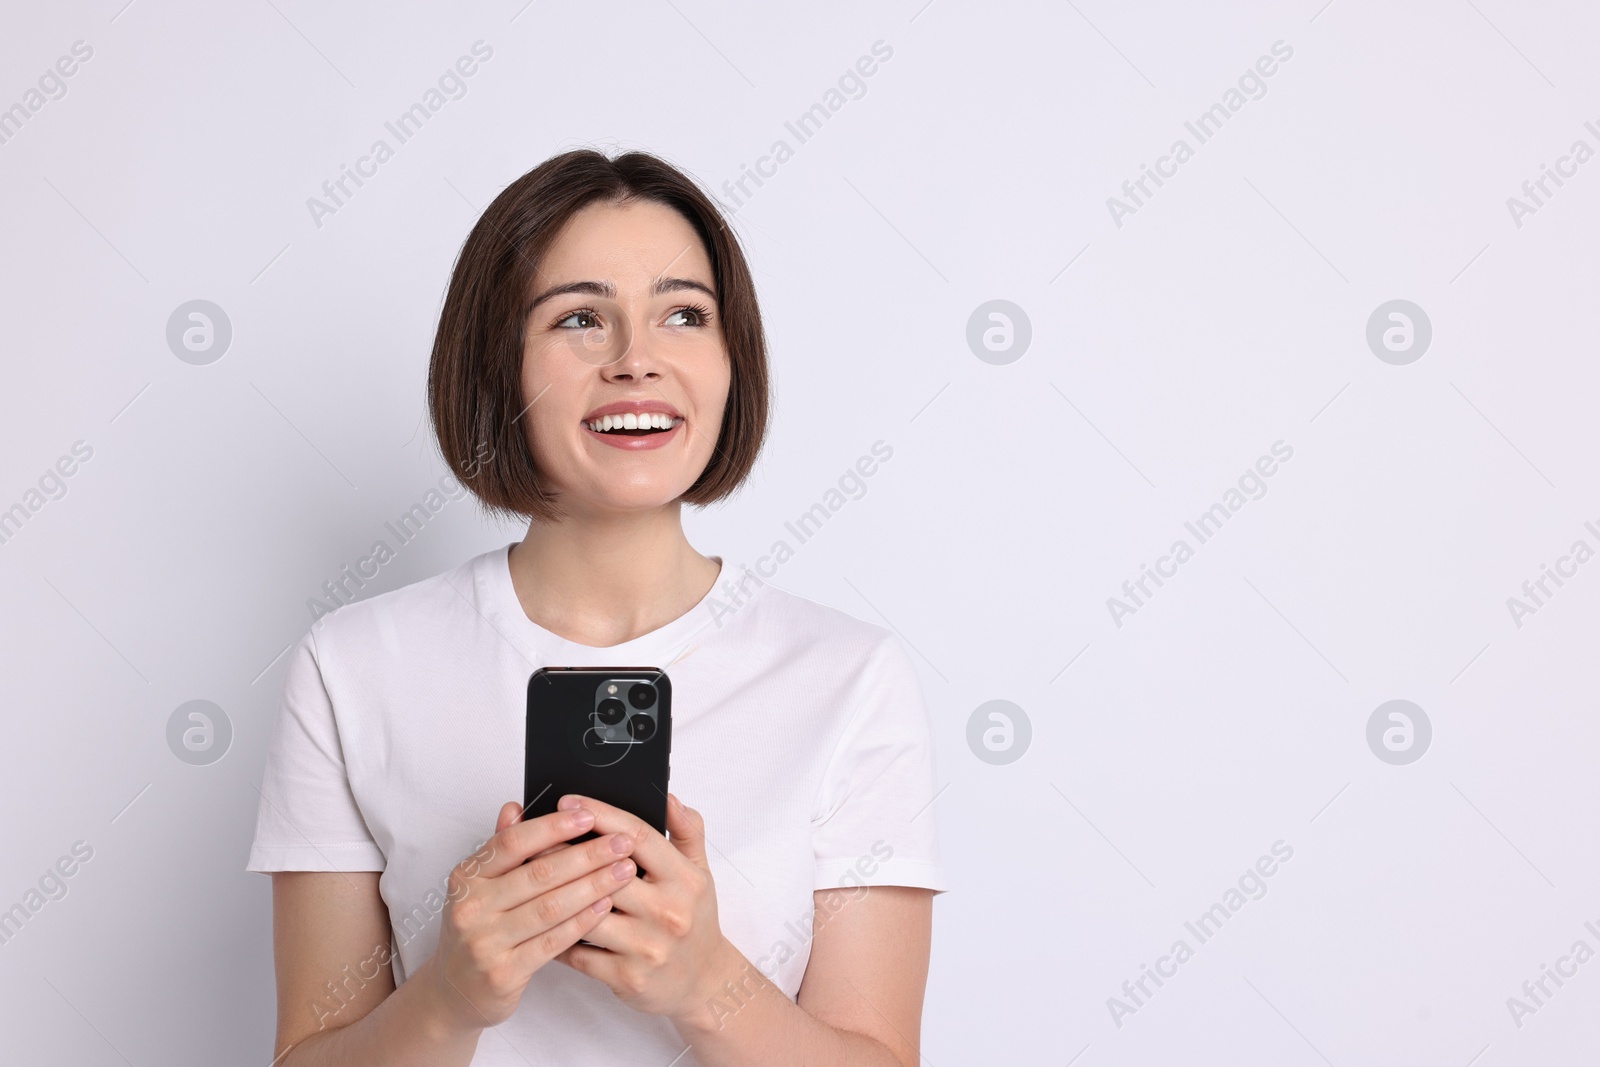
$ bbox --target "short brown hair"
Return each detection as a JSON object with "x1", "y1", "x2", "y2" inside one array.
[{"x1": 427, "y1": 149, "x2": 769, "y2": 523}]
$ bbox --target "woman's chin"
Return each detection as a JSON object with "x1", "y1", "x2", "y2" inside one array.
[{"x1": 574, "y1": 485, "x2": 693, "y2": 517}]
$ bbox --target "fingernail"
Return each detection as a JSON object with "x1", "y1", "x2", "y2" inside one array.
[
  {"x1": 591, "y1": 896, "x2": 612, "y2": 914},
  {"x1": 572, "y1": 808, "x2": 595, "y2": 828},
  {"x1": 558, "y1": 795, "x2": 582, "y2": 810},
  {"x1": 610, "y1": 834, "x2": 631, "y2": 854},
  {"x1": 611, "y1": 859, "x2": 634, "y2": 881}
]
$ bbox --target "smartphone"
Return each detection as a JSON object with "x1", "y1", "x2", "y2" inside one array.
[{"x1": 523, "y1": 667, "x2": 673, "y2": 848}]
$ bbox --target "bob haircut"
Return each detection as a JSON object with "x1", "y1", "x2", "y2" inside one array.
[{"x1": 427, "y1": 148, "x2": 769, "y2": 524}]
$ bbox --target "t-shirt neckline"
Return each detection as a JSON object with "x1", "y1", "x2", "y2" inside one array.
[{"x1": 477, "y1": 542, "x2": 740, "y2": 668}]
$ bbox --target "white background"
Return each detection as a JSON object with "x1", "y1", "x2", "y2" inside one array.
[{"x1": 2, "y1": 1, "x2": 1598, "y2": 1064}]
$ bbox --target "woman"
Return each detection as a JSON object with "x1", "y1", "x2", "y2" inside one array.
[{"x1": 248, "y1": 149, "x2": 946, "y2": 1066}]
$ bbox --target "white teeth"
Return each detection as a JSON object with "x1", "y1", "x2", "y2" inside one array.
[{"x1": 587, "y1": 412, "x2": 678, "y2": 433}]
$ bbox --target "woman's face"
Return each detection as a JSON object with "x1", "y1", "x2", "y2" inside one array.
[{"x1": 519, "y1": 198, "x2": 730, "y2": 519}]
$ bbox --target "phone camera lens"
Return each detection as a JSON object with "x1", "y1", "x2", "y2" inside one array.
[
  {"x1": 628, "y1": 683, "x2": 656, "y2": 710},
  {"x1": 627, "y1": 714, "x2": 656, "y2": 741},
  {"x1": 596, "y1": 698, "x2": 626, "y2": 725}
]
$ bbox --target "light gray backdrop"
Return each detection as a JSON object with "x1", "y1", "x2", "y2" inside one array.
[{"x1": 2, "y1": 1, "x2": 1598, "y2": 1064}]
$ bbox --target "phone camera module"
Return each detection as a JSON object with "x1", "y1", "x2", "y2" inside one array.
[
  {"x1": 628, "y1": 683, "x2": 657, "y2": 710},
  {"x1": 627, "y1": 713, "x2": 656, "y2": 741}
]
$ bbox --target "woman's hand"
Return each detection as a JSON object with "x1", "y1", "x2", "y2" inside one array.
[
  {"x1": 416, "y1": 802, "x2": 640, "y2": 1034},
  {"x1": 554, "y1": 792, "x2": 743, "y2": 1022}
]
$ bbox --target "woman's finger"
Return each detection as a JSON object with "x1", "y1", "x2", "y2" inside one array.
[
  {"x1": 662, "y1": 792, "x2": 708, "y2": 865},
  {"x1": 470, "y1": 805, "x2": 599, "y2": 880},
  {"x1": 555, "y1": 794, "x2": 679, "y2": 875},
  {"x1": 556, "y1": 940, "x2": 621, "y2": 988},
  {"x1": 500, "y1": 852, "x2": 637, "y2": 950},
  {"x1": 558, "y1": 903, "x2": 644, "y2": 954},
  {"x1": 509, "y1": 890, "x2": 619, "y2": 974},
  {"x1": 517, "y1": 832, "x2": 634, "y2": 898},
  {"x1": 473, "y1": 831, "x2": 634, "y2": 917}
]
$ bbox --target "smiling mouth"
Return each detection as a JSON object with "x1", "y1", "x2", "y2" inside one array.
[{"x1": 585, "y1": 412, "x2": 683, "y2": 436}]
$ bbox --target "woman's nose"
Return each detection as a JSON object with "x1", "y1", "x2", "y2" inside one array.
[{"x1": 600, "y1": 314, "x2": 663, "y2": 381}]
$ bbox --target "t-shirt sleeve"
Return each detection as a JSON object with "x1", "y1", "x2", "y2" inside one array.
[
  {"x1": 246, "y1": 626, "x2": 386, "y2": 874},
  {"x1": 811, "y1": 634, "x2": 948, "y2": 895}
]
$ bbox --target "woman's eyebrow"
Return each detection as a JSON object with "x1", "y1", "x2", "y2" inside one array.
[
  {"x1": 528, "y1": 276, "x2": 716, "y2": 312},
  {"x1": 653, "y1": 276, "x2": 716, "y2": 301}
]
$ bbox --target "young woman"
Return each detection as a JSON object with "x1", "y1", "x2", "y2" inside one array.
[{"x1": 248, "y1": 149, "x2": 946, "y2": 1066}]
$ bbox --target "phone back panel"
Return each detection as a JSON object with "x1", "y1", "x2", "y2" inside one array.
[{"x1": 524, "y1": 667, "x2": 672, "y2": 837}]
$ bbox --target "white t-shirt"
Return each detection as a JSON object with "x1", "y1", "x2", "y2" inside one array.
[{"x1": 247, "y1": 543, "x2": 946, "y2": 1066}]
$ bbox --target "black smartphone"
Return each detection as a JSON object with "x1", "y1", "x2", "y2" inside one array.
[{"x1": 523, "y1": 667, "x2": 673, "y2": 847}]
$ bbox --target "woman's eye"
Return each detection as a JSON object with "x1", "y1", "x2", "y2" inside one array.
[
  {"x1": 555, "y1": 310, "x2": 598, "y2": 329},
  {"x1": 664, "y1": 307, "x2": 705, "y2": 327}
]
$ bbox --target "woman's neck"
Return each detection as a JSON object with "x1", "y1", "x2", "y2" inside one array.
[{"x1": 507, "y1": 504, "x2": 721, "y2": 648}]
